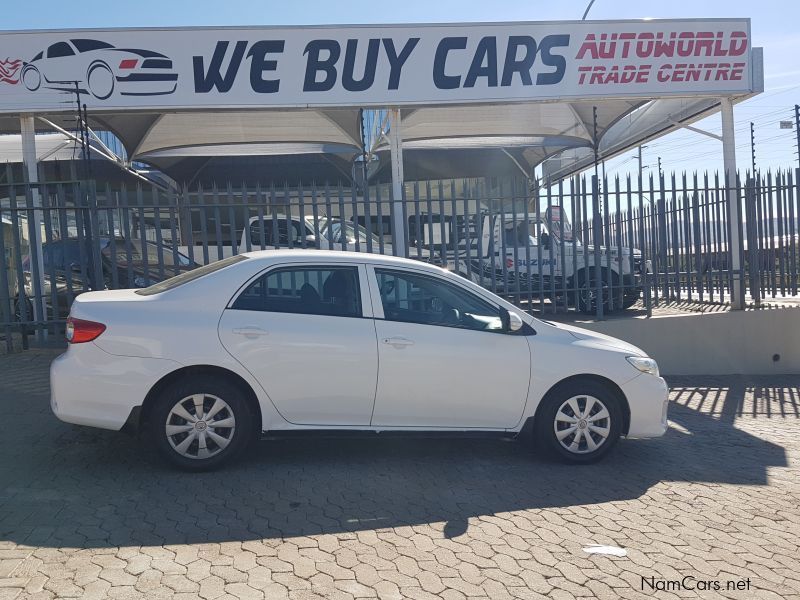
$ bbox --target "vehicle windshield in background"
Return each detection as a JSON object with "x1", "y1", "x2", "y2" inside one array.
[
  {"x1": 104, "y1": 239, "x2": 193, "y2": 267},
  {"x1": 136, "y1": 254, "x2": 248, "y2": 296},
  {"x1": 320, "y1": 219, "x2": 381, "y2": 245},
  {"x1": 545, "y1": 206, "x2": 578, "y2": 245},
  {"x1": 23, "y1": 238, "x2": 194, "y2": 271}
]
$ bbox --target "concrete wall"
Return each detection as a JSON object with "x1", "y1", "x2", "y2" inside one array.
[{"x1": 574, "y1": 309, "x2": 800, "y2": 376}]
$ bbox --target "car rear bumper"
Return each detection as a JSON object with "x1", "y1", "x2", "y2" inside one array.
[
  {"x1": 621, "y1": 373, "x2": 670, "y2": 438},
  {"x1": 50, "y1": 343, "x2": 180, "y2": 431}
]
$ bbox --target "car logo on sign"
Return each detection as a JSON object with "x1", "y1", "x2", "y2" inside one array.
[{"x1": 14, "y1": 38, "x2": 178, "y2": 100}]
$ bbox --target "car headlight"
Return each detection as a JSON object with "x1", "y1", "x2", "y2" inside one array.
[{"x1": 626, "y1": 356, "x2": 659, "y2": 377}]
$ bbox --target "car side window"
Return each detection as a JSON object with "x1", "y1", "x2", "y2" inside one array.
[
  {"x1": 375, "y1": 269, "x2": 502, "y2": 332},
  {"x1": 47, "y1": 42, "x2": 75, "y2": 58},
  {"x1": 71, "y1": 39, "x2": 114, "y2": 52},
  {"x1": 232, "y1": 267, "x2": 361, "y2": 318}
]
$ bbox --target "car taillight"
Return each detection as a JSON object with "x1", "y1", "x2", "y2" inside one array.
[
  {"x1": 119, "y1": 59, "x2": 138, "y2": 69},
  {"x1": 66, "y1": 317, "x2": 106, "y2": 344}
]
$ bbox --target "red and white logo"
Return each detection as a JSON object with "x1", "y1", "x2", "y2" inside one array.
[{"x1": 0, "y1": 58, "x2": 22, "y2": 84}]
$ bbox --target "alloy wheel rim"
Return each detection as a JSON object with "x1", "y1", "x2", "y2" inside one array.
[
  {"x1": 579, "y1": 279, "x2": 609, "y2": 308},
  {"x1": 553, "y1": 394, "x2": 611, "y2": 454},
  {"x1": 165, "y1": 393, "x2": 236, "y2": 460}
]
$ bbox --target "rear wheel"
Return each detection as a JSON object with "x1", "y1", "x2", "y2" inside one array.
[
  {"x1": 621, "y1": 292, "x2": 640, "y2": 310},
  {"x1": 575, "y1": 269, "x2": 616, "y2": 315},
  {"x1": 148, "y1": 376, "x2": 253, "y2": 471},
  {"x1": 21, "y1": 65, "x2": 41, "y2": 91},
  {"x1": 534, "y1": 380, "x2": 623, "y2": 463}
]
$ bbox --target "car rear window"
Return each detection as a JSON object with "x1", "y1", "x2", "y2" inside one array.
[{"x1": 135, "y1": 254, "x2": 248, "y2": 296}]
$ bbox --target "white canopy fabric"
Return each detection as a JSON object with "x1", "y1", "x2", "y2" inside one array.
[
  {"x1": 542, "y1": 96, "x2": 730, "y2": 180},
  {"x1": 0, "y1": 92, "x2": 756, "y2": 185},
  {"x1": 0, "y1": 132, "x2": 81, "y2": 163},
  {"x1": 371, "y1": 94, "x2": 756, "y2": 181}
]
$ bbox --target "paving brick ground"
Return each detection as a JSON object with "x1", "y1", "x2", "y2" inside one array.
[{"x1": 0, "y1": 349, "x2": 798, "y2": 599}]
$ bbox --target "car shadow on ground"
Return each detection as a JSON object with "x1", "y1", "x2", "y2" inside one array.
[{"x1": 0, "y1": 370, "x2": 792, "y2": 549}]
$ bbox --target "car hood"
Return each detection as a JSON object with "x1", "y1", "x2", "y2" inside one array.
[{"x1": 544, "y1": 320, "x2": 647, "y2": 357}]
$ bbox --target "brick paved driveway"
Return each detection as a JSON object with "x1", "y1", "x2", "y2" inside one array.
[{"x1": 0, "y1": 350, "x2": 798, "y2": 599}]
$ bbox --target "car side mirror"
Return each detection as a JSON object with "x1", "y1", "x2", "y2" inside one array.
[
  {"x1": 304, "y1": 234, "x2": 319, "y2": 248},
  {"x1": 499, "y1": 307, "x2": 524, "y2": 333}
]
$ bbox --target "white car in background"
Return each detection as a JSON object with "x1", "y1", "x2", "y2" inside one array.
[{"x1": 51, "y1": 250, "x2": 669, "y2": 470}]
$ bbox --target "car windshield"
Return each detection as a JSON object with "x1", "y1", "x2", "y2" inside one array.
[
  {"x1": 105, "y1": 240, "x2": 193, "y2": 267},
  {"x1": 319, "y1": 218, "x2": 381, "y2": 244}
]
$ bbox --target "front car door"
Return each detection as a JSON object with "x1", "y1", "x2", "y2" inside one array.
[
  {"x1": 368, "y1": 266, "x2": 532, "y2": 429},
  {"x1": 219, "y1": 263, "x2": 378, "y2": 426}
]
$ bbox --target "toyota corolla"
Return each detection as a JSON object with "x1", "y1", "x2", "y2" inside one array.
[{"x1": 50, "y1": 250, "x2": 669, "y2": 470}]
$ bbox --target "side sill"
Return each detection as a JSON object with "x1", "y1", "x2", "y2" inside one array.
[{"x1": 259, "y1": 429, "x2": 520, "y2": 441}]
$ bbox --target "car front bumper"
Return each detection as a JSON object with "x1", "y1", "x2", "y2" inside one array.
[
  {"x1": 621, "y1": 372, "x2": 670, "y2": 438},
  {"x1": 50, "y1": 342, "x2": 180, "y2": 431}
]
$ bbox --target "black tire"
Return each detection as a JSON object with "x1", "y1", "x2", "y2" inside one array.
[
  {"x1": 13, "y1": 296, "x2": 33, "y2": 322},
  {"x1": 621, "y1": 292, "x2": 640, "y2": 310},
  {"x1": 575, "y1": 269, "x2": 615, "y2": 315},
  {"x1": 534, "y1": 379, "x2": 623, "y2": 464},
  {"x1": 148, "y1": 375, "x2": 254, "y2": 471}
]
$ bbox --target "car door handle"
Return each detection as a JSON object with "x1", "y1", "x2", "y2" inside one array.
[
  {"x1": 231, "y1": 326, "x2": 269, "y2": 338},
  {"x1": 383, "y1": 336, "x2": 414, "y2": 348}
]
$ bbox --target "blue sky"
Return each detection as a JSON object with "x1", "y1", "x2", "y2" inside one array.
[{"x1": 4, "y1": 0, "x2": 800, "y2": 178}]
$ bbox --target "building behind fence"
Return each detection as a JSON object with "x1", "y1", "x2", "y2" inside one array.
[{"x1": 1, "y1": 167, "x2": 798, "y2": 351}]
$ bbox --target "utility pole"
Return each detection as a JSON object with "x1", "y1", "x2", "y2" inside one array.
[
  {"x1": 657, "y1": 156, "x2": 662, "y2": 177},
  {"x1": 637, "y1": 145, "x2": 650, "y2": 182},
  {"x1": 750, "y1": 121, "x2": 756, "y2": 174}
]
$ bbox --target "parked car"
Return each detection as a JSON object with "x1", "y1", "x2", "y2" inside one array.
[
  {"x1": 240, "y1": 215, "x2": 437, "y2": 261},
  {"x1": 51, "y1": 250, "x2": 669, "y2": 470},
  {"x1": 16, "y1": 237, "x2": 197, "y2": 320}
]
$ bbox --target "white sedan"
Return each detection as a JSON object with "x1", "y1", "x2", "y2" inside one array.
[{"x1": 51, "y1": 250, "x2": 669, "y2": 470}]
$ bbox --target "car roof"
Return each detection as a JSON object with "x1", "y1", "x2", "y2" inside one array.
[{"x1": 240, "y1": 249, "x2": 446, "y2": 273}]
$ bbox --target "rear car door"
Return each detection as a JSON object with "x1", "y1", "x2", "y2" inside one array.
[
  {"x1": 368, "y1": 266, "x2": 531, "y2": 429},
  {"x1": 219, "y1": 263, "x2": 378, "y2": 426}
]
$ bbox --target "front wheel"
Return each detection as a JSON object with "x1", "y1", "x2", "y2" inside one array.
[
  {"x1": 148, "y1": 376, "x2": 254, "y2": 471},
  {"x1": 534, "y1": 380, "x2": 623, "y2": 463},
  {"x1": 87, "y1": 61, "x2": 114, "y2": 99}
]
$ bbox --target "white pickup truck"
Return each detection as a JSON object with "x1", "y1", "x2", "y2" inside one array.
[{"x1": 419, "y1": 207, "x2": 649, "y2": 313}]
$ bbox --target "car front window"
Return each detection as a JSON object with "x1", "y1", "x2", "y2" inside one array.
[{"x1": 376, "y1": 269, "x2": 502, "y2": 332}]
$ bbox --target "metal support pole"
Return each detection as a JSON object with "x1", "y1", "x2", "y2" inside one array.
[
  {"x1": 750, "y1": 121, "x2": 756, "y2": 174},
  {"x1": 388, "y1": 108, "x2": 407, "y2": 257},
  {"x1": 20, "y1": 114, "x2": 47, "y2": 340},
  {"x1": 721, "y1": 97, "x2": 744, "y2": 310},
  {"x1": 637, "y1": 146, "x2": 643, "y2": 180},
  {"x1": 794, "y1": 104, "x2": 800, "y2": 173}
]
